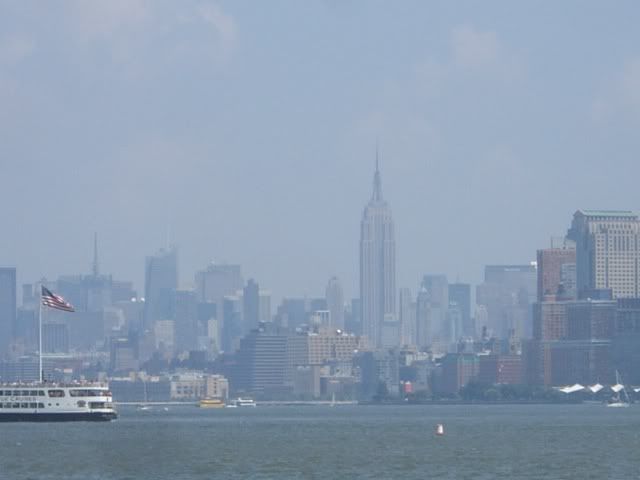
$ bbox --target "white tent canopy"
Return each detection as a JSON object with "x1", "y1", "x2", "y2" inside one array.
[{"x1": 558, "y1": 384, "x2": 585, "y2": 394}]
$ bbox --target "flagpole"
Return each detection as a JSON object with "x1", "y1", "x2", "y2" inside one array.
[{"x1": 39, "y1": 284, "x2": 43, "y2": 383}]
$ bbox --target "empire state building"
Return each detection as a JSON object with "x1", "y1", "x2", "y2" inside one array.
[{"x1": 360, "y1": 156, "x2": 396, "y2": 348}]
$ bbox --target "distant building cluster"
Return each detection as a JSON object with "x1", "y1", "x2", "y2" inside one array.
[{"x1": 2, "y1": 165, "x2": 640, "y2": 400}]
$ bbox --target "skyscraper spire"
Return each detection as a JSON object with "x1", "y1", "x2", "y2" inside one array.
[
  {"x1": 372, "y1": 145, "x2": 383, "y2": 202},
  {"x1": 92, "y1": 232, "x2": 99, "y2": 277}
]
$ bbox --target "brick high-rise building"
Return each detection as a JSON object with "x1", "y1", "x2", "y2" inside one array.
[{"x1": 537, "y1": 245, "x2": 576, "y2": 301}]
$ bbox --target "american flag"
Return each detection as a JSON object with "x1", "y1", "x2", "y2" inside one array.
[{"x1": 41, "y1": 286, "x2": 75, "y2": 313}]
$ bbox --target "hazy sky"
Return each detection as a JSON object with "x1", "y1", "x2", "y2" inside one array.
[{"x1": 2, "y1": 1, "x2": 640, "y2": 302}]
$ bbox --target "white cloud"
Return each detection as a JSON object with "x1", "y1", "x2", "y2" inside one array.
[
  {"x1": 592, "y1": 57, "x2": 640, "y2": 122},
  {"x1": 0, "y1": 34, "x2": 36, "y2": 64},
  {"x1": 197, "y1": 3, "x2": 237, "y2": 48},
  {"x1": 63, "y1": 1, "x2": 237, "y2": 65},
  {"x1": 451, "y1": 25, "x2": 501, "y2": 69},
  {"x1": 68, "y1": 0, "x2": 151, "y2": 41}
]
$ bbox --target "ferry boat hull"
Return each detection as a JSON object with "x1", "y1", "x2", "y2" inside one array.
[{"x1": 0, "y1": 411, "x2": 117, "y2": 422}]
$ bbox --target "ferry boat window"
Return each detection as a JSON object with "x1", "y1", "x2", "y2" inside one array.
[
  {"x1": 37, "y1": 403, "x2": 44, "y2": 408},
  {"x1": 11, "y1": 402, "x2": 19, "y2": 408},
  {"x1": 29, "y1": 390, "x2": 38, "y2": 396},
  {"x1": 89, "y1": 402, "x2": 105, "y2": 409},
  {"x1": 29, "y1": 403, "x2": 37, "y2": 408},
  {"x1": 70, "y1": 389, "x2": 104, "y2": 397},
  {"x1": 20, "y1": 402, "x2": 28, "y2": 408},
  {"x1": 13, "y1": 390, "x2": 21, "y2": 396},
  {"x1": 0, "y1": 390, "x2": 4, "y2": 396},
  {"x1": 48, "y1": 390, "x2": 65, "y2": 397},
  {"x1": 77, "y1": 400, "x2": 86, "y2": 407},
  {"x1": 20, "y1": 390, "x2": 29, "y2": 396},
  {"x1": 38, "y1": 390, "x2": 45, "y2": 396},
  {"x1": 0, "y1": 403, "x2": 3, "y2": 408}
]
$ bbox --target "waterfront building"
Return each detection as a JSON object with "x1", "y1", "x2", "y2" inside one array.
[
  {"x1": 567, "y1": 210, "x2": 640, "y2": 299},
  {"x1": 232, "y1": 322, "x2": 289, "y2": 394},
  {"x1": 439, "y1": 353, "x2": 479, "y2": 395},
  {"x1": 478, "y1": 354, "x2": 522, "y2": 385},
  {"x1": 170, "y1": 372, "x2": 229, "y2": 400},
  {"x1": 613, "y1": 298, "x2": 640, "y2": 384},
  {"x1": 360, "y1": 155, "x2": 396, "y2": 348},
  {"x1": 288, "y1": 325, "x2": 366, "y2": 371}
]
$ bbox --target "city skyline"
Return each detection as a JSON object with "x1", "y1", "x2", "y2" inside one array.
[
  {"x1": 3, "y1": 1, "x2": 640, "y2": 302},
  {"x1": 2, "y1": 3, "x2": 640, "y2": 477}
]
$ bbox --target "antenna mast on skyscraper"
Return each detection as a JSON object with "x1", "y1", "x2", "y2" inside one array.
[{"x1": 372, "y1": 140, "x2": 383, "y2": 201}]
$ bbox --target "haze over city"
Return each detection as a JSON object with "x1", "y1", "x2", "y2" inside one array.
[
  {"x1": 3, "y1": 1, "x2": 640, "y2": 300},
  {"x1": 3, "y1": 3, "x2": 640, "y2": 479}
]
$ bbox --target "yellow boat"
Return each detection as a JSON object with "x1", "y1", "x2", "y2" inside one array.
[{"x1": 199, "y1": 398, "x2": 225, "y2": 408}]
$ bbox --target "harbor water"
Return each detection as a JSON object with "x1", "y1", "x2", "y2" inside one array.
[{"x1": 1, "y1": 404, "x2": 639, "y2": 479}]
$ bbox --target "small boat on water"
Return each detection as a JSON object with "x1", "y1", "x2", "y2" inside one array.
[
  {"x1": 199, "y1": 398, "x2": 225, "y2": 409},
  {"x1": 435, "y1": 423, "x2": 445, "y2": 436},
  {"x1": 607, "y1": 371, "x2": 631, "y2": 408},
  {"x1": 228, "y1": 397, "x2": 256, "y2": 408}
]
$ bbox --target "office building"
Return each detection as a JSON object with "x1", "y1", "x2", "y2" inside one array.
[
  {"x1": 232, "y1": 322, "x2": 289, "y2": 394},
  {"x1": 360, "y1": 156, "x2": 396, "y2": 348},
  {"x1": 537, "y1": 243, "x2": 576, "y2": 300},
  {"x1": 398, "y1": 288, "x2": 416, "y2": 346},
  {"x1": 174, "y1": 289, "x2": 199, "y2": 354},
  {"x1": 567, "y1": 210, "x2": 640, "y2": 298},
  {"x1": 476, "y1": 265, "x2": 536, "y2": 339},
  {"x1": 325, "y1": 276, "x2": 345, "y2": 330},
  {"x1": 243, "y1": 279, "x2": 260, "y2": 333},
  {"x1": 449, "y1": 283, "x2": 472, "y2": 337},
  {"x1": 421, "y1": 275, "x2": 449, "y2": 344},
  {"x1": 144, "y1": 247, "x2": 178, "y2": 328},
  {"x1": 195, "y1": 263, "x2": 243, "y2": 308}
]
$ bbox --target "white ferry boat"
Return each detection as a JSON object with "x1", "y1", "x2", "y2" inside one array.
[
  {"x1": 229, "y1": 397, "x2": 256, "y2": 407},
  {"x1": 0, "y1": 383, "x2": 117, "y2": 422}
]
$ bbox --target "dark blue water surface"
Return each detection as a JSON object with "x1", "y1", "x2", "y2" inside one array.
[{"x1": 1, "y1": 404, "x2": 639, "y2": 479}]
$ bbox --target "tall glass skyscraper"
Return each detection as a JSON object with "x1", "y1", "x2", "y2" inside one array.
[
  {"x1": 359, "y1": 157, "x2": 396, "y2": 348},
  {"x1": 143, "y1": 246, "x2": 178, "y2": 328}
]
